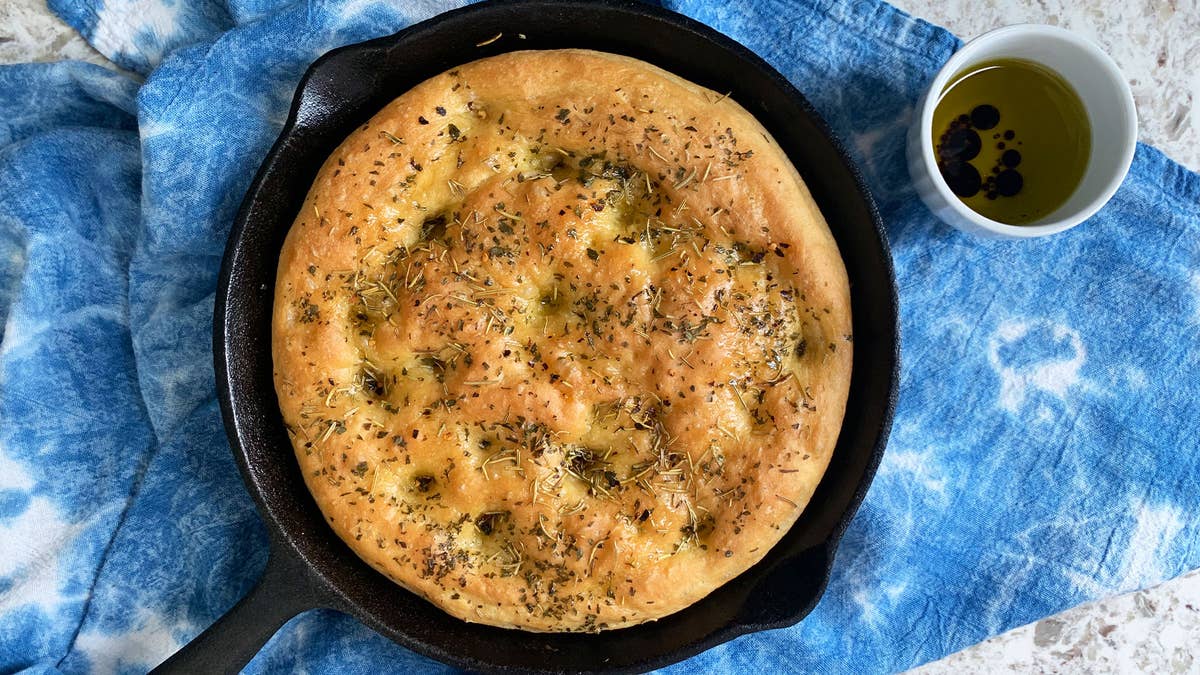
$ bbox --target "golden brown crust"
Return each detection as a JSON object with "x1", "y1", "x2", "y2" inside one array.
[{"x1": 272, "y1": 49, "x2": 852, "y2": 632}]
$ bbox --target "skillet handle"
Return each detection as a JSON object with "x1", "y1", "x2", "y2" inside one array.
[{"x1": 150, "y1": 549, "x2": 322, "y2": 675}]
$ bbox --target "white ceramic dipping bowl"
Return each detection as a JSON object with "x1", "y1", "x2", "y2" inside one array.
[{"x1": 907, "y1": 24, "x2": 1137, "y2": 238}]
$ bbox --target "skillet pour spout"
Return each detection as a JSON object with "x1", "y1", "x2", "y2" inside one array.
[{"x1": 155, "y1": 1, "x2": 899, "y2": 672}]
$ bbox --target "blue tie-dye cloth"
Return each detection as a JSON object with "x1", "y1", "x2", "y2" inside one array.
[{"x1": 2, "y1": 0, "x2": 1199, "y2": 672}]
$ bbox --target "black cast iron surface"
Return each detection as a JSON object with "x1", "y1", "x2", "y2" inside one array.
[{"x1": 155, "y1": 0, "x2": 899, "y2": 672}]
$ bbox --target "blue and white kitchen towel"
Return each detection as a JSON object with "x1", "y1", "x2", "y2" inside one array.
[{"x1": 2, "y1": 0, "x2": 1199, "y2": 672}]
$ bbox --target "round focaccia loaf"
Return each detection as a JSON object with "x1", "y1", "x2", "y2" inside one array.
[{"x1": 273, "y1": 49, "x2": 852, "y2": 632}]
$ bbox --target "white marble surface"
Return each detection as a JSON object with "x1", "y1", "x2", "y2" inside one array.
[
  {"x1": 916, "y1": 568, "x2": 1200, "y2": 673},
  {"x1": 0, "y1": 0, "x2": 110, "y2": 68},
  {"x1": 1, "y1": 1, "x2": 1198, "y2": 673}
]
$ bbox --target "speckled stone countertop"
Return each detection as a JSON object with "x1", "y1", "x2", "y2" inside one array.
[
  {"x1": 916, "y1": 569, "x2": 1200, "y2": 673},
  {"x1": 2, "y1": 0, "x2": 1197, "y2": 672}
]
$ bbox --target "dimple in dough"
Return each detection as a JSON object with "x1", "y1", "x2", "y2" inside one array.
[{"x1": 272, "y1": 49, "x2": 852, "y2": 632}]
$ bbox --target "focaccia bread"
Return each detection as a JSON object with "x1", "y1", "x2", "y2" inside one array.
[{"x1": 272, "y1": 49, "x2": 852, "y2": 632}]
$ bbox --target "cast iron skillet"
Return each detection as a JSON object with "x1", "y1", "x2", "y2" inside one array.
[{"x1": 156, "y1": 0, "x2": 899, "y2": 672}]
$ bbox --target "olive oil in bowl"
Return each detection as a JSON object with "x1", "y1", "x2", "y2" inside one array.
[{"x1": 932, "y1": 58, "x2": 1091, "y2": 225}]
